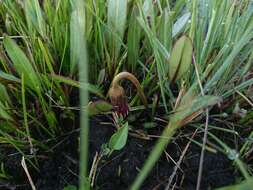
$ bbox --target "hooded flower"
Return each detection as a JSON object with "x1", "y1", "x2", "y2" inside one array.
[
  {"x1": 108, "y1": 85, "x2": 129, "y2": 117},
  {"x1": 108, "y1": 72, "x2": 148, "y2": 117}
]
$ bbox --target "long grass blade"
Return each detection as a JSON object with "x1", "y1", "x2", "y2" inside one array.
[{"x1": 71, "y1": 0, "x2": 90, "y2": 189}]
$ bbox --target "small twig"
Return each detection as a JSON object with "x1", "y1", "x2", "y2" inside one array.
[
  {"x1": 89, "y1": 152, "x2": 102, "y2": 187},
  {"x1": 89, "y1": 152, "x2": 98, "y2": 180},
  {"x1": 91, "y1": 155, "x2": 102, "y2": 187},
  {"x1": 235, "y1": 90, "x2": 253, "y2": 107},
  {"x1": 192, "y1": 54, "x2": 210, "y2": 190},
  {"x1": 21, "y1": 157, "x2": 36, "y2": 190},
  {"x1": 164, "y1": 151, "x2": 183, "y2": 173},
  {"x1": 99, "y1": 152, "x2": 125, "y2": 169},
  {"x1": 165, "y1": 128, "x2": 198, "y2": 190},
  {"x1": 147, "y1": 134, "x2": 176, "y2": 140},
  {"x1": 174, "y1": 85, "x2": 185, "y2": 109},
  {"x1": 196, "y1": 110, "x2": 209, "y2": 190}
]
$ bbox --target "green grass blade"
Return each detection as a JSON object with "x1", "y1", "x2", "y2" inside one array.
[
  {"x1": 172, "y1": 12, "x2": 191, "y2": 37},
  {"x1": 189, "y1": 0, "x2": 197, "y2": 40},
  {"x1": 3, "y1": 37, "x2": 41, "y2": 92},
  {"x1": 107, "y1": 0, "x2": 127, "y2": 64},
  {"x1": 131, "y1": 95, "x2": 220, "y2": 189},
  {"x1": 50, "y1": 74, "x2": 104, "y2": 98},
  {"x1": 21, "y1": 73, "x2": 33, "y2": 154},
  {"x1": 0, "y1": 71, "x2": 20, "y2": 83},
  {"x1": 158, "y1": 7, "x2": 172, "y2": 52},
  {"x1": 130, "y1": 122, "x2": 178, "y2": 190},
  {"x1": 208, "y1": 132, "x2": 250, "y2": 180},
  {"x1": 71, "y1": 0, "x2": 90, "y2": 189},
  {"x1": 24, "y1": 0, "x2": 46, "y2": 37},
  {"x1": 127, "y1": 5, "x2": 141, "y2": 72}
]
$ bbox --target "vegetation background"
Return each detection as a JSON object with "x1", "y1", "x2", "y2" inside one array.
[{"x1": 0, "y1": 0, "x2": 253, "y2": 189}]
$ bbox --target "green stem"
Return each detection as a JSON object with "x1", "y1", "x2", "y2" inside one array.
[
  {"x1": 208, "y1": 132, "x2": 250, "y2": 180},
  {"x1": 130, "y1": 121, "x2": 179, "y2": 190}
]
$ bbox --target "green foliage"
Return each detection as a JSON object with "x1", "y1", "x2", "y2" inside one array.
[
  {"x1": 131, "y1": 94, "x2": 221, "y2": 190},
  {"x1": 216, "y1": 178, "x2": 253, "y2": 190},
  {"x1": 109, "y1": 122, "x2": 129, "y2": 151},
  {"x1": 70, "y1": 1, "x2": 90, "y2": 190},
  {"x1": 87, "y1": 101, "x2": 113, "y2": 116},
  {"x1": 0, "y1": 0, "x2": 253, "y2": 189},
  {"x1": 168, "y1": 35, "x2": 193, "y2": 82},
  {"x1": 127, "y1": 5, "x2": 141, "y2": 72},
  {"x1": 0, "y1": 163, "x2": 9, "y2": 179},
  {"x1": 107, "y1": 0, "x2": 127, "y2": 73},
  {"x1": 63, "y1": 185, "x2": 77, "y2": 190},
  {"x1": 50, "y1": 74, "x2": 104, "y2": 98},
  {"x1": 24, "y1": 0, "x2": 46, "y2": 37},
  {"x1": 3, "y1": 37, "x2": 41, "y2": 92}
]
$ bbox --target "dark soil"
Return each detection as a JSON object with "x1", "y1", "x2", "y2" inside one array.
[{"x1": 0, "y1": 115, "x2": 239, "y2": 190}]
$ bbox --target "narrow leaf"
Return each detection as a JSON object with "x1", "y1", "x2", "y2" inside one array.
[
  {"x1": 158, "y1": 8, "x2": 172, "y2": 51},
  {"x1": 24, "y1": 0, "x2": 46, "y2": 37},
  {"x1": 0, "y1": 102, "x2": 12, "y2": 121},
  {"x1": 172, "y1": 12, "x2": 191, "y2": 37},
  {"x1": 0, "y1": 71, "x2": 20, "y2": 83},
  {"x1": 127, "y1": 6, "x2": 141, "y2": 71},
  {"x1": 50, "y1": 74, "x2": 104, "y2": 98},
  {"x1": 3, "y1": 37, "x2": 41, "y2": 92},
  {"x1": 0, "y1": 84, "x2": 11, "y2": 104},
  {"x1": 107, "y1": 0, "x2": 127, "y2": 61}
]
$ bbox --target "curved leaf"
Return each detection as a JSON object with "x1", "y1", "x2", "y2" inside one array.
[
  {"x1": 87, "y1": 101, "x2": 113, "y2": 116},
  {"x1": 109, "y1": 122, "x2": 129, "y2": 151},
  {"x1": 168, "y1": 35, "x2": 193, "y2": 82}
]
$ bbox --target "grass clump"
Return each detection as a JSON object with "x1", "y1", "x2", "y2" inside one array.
[{"x1": 0, "y1": 0, "x2": 252, "y2": 189}]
